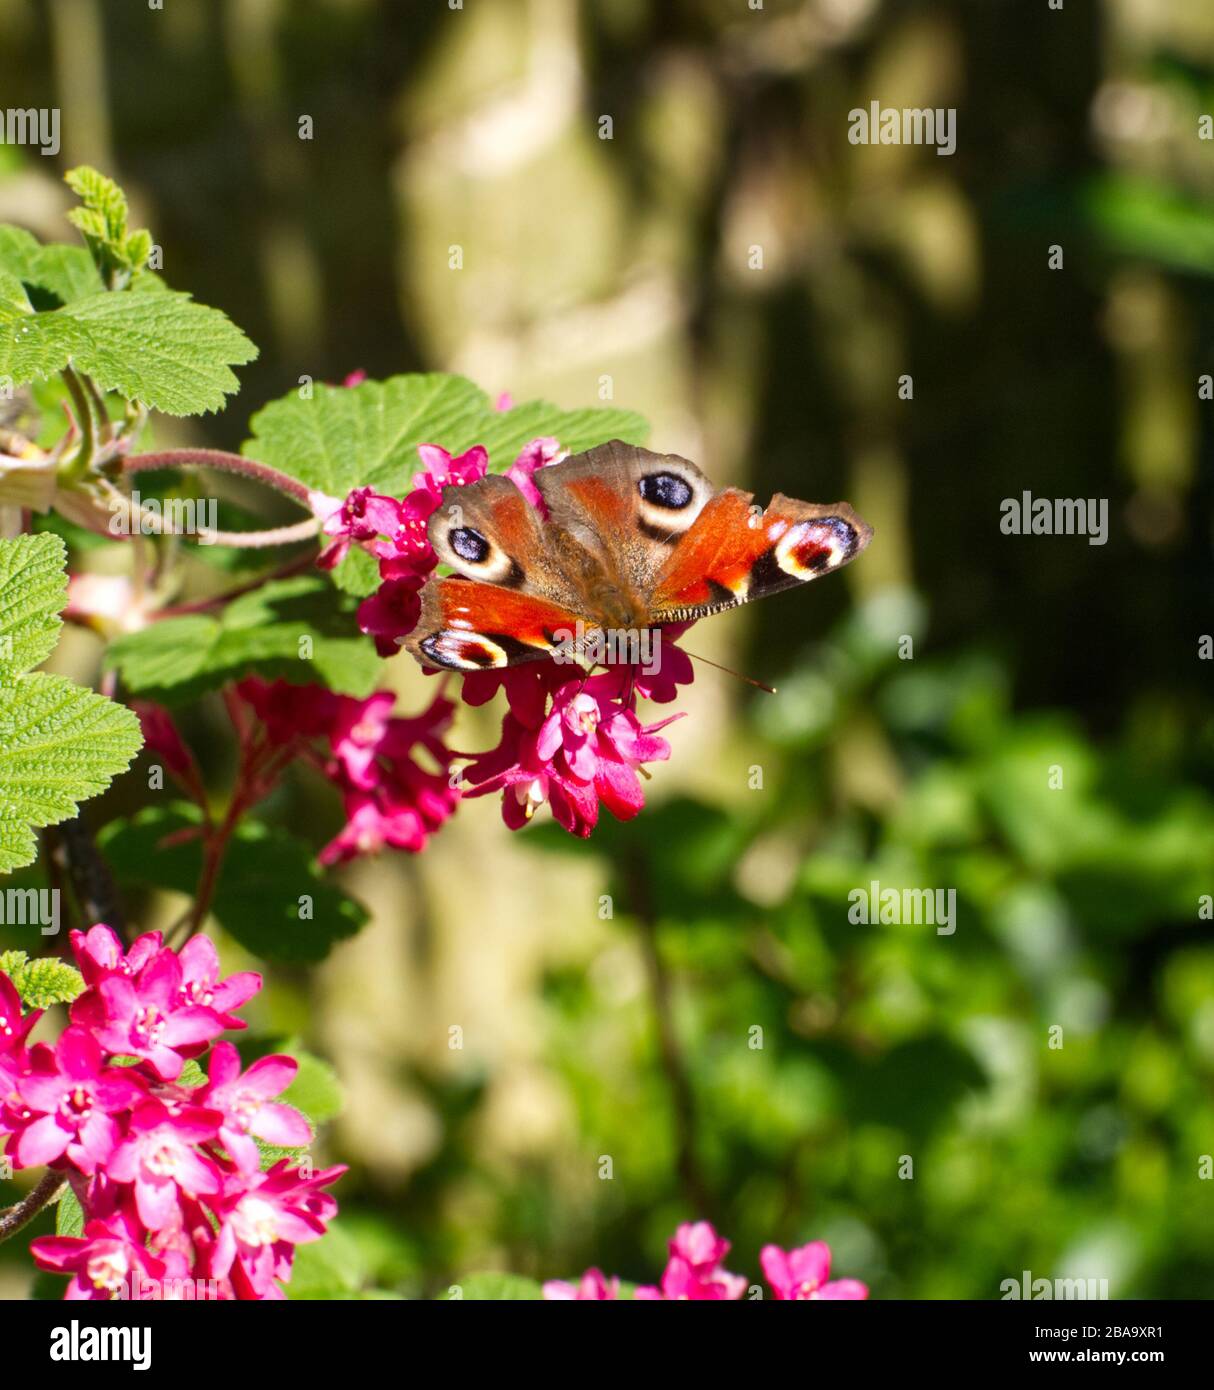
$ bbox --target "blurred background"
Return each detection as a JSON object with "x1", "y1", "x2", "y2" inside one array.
[{"x1": 1, "y1": 0, "x2": 1213, "y2": 1298}]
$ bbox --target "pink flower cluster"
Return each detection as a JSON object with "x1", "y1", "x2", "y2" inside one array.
[
  {"x1": 311, "y1": 436, "x2": 694, "y2": 838},
  {"x1": 543, "y1": 1221, "x2": 868, "y2": 1301},
  {"x1": 139, "y1": 680, "x2": 459, "y2": 865},
  {"x1": 234, "y1": 679, "x2": 460, "y2": 862},
  {"x1": 0, "y1": 925, "x2": 344, "y2": 1300}
]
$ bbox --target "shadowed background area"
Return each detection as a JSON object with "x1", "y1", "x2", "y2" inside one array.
[{"x1": 1, "y1": 0, "x2": 1213, "y2": 1298}]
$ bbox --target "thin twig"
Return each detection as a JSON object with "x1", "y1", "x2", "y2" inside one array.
[
  {"x1": 123, "y1": 448, "x2": 314, "y2": 504},
  {"x1": 0, "y1": 1172, "x2": 65, "y2": 1245},
  {"x1": 44, "y1": 813, "x2": 128, "y2": 941}
]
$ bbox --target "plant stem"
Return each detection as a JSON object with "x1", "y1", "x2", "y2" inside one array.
[
  {"x1": 123, "y1": 448, "x2": 314, "y2": 504},
  {"x1": 43, "y1": 812, "x2": 128, "y2": 941},
  {"x1": 0, "y1": 1172, "x2": 65, "y2": 1245},
  {"x1": 60, "y1": 367, "x2": 97, "y2": 479}
]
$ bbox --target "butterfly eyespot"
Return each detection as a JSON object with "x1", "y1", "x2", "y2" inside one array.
[
  {"x1": 449, "y1": 527, "x2": 490, "y2": 564},
  {"x1": 774, "y1": 518, "x2": 856, "y2": 577},
  {"x1": 418, "y1": 631, "x2": 509, "y2": 670},
  {"x1": 638, "y1": 472, "x2": 694, "y2": 510}
]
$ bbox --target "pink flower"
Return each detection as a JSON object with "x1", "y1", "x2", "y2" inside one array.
[
  {"x1": 10, "y1": 1028, "x2": 145, "y2": 1174},
  {"x1": 107, "y1": 1100, "x2": 224, "y2": 1230},
  {"x1": 68, "y1": 924, "x2": 162, "y2": 988},
  {"x1": 70, "y1": 948, "x2": 234, "y2": 1082},
  {"x1": 543, "y1": 1268, "x2": 620, "y2": 1300},
  {"x1": 235, "y1": 677, "x2": 337, "y2": 744},
  {"x1": 505, "y1": 436, "x2": 565, "y2": 515},
  {"x1": 31, "y1": 1211, "x2": 167, "y2": 1301},
  {"x1": 315, "y1": 487, "x2": 403, "y2": 570},
  {"x1": 462, "y1": 680, "x2": 679, "y2": 837},
  {"x1": 0, "y1": 969, "x2": 37, "y2": 1056},
  {"x1": 176, "y1": 935, "x2": 261, "y2": 1021},
  {"x1": 357, "y1": 572, "x2": 427, "y2": 655},
  {"x1": 328, "y1": 691, "x2": 398, "y2": 789},
  {"x1": 209, "y1": 1160, "x2": 346, "y2": 1298},
  {"x1": 635, "y1": 1221, "x2": 748, "y2": 1301},
  {"x1": 760, "y1": 1242, "x2": 868, "y2": 1300},
  {"x1": 341, "y1": 369, "x2": 367, "y2": 388},
  {"x1": 410, "y1": 443, "x2": 488, "y2": 501},
  {"x1": 199, "y1": 1043, "x2": 309, "y2": 1174}
]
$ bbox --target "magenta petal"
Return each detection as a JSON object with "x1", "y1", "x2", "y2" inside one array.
[
  {"x1": 207, "y1": 1041, "x2": 242, "y2": 1088},
  {"x1": 789, "y1": 1240, "x2": 832, "y2": 1288},
  {"x1": 817, "y1": 1278, "x2": 868, "y2": 1300},
  {"x1": 135, "y1": 1174, "x2": 180, "y2": 1230},
  {"x1": 162, "y1": 1006, "x2": 224, "y2": 1047},
  {"x1": 57, "y1": 1026, "x2": 101, "y2": 1081},
  {"x1": 251, "y1": 1103, "x2": 311, "y2": 1148},
  {"x1": 244, "y1": 1055, "x2": 298, "y2": 1096},
  {"x1": 14, "y1": 1114, "x2": 70, "y2": 1166}
]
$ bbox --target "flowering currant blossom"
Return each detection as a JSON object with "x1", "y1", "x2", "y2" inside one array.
[
  {"x1": 542, "y1": 1267, "x2": 620, "y2": 1300},
  {"x1": 760, "y1": 1241, "x2": 869, "y2": 1300},
  {"x1": 32, "y1": 1211, "x2": 168, "y2": 1302},
  {"x1": 8, "y1": 924, "x2": 345, "y2": 1300},
  {"x1": 543, "y1": 1222, "x2": 868, "y2": 1302}
]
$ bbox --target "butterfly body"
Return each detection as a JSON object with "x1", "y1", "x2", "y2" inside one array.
[{"x1": 403, "y1": 441, "x2": 872, "y2": 672}]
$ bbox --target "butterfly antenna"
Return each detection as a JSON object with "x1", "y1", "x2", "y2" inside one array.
[{"x1": 681, "y1": 648, "x2": 778, "y2": 695}]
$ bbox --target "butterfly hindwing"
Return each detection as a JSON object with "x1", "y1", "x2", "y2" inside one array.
[{"x1": 402, "y1": 576, "x2": 585, "y2": 671}]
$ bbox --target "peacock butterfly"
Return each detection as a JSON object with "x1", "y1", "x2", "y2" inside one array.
[{"x1": 403, "y1": 440, "x2": 873, "y2": 672}]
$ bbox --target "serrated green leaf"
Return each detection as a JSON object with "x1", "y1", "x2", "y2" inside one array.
[
  {"x1": 441, "y1": 1273, "x2": 545, "y2": 1300},
  {"x1": 0, "y1": 535, "x2": 142, "y2": 873},
  {"x1": 1, "y1": 236, "x2": 104, "y2": 306},
  {"x1": 65, "y1": 167, "x2": 129, "y2": 244},
  {"x1": 55, "y1": 1186, "x2": 84, "y2": 1238},
  {"x1": 330, "y1": 544, "x2": 380, "y2": 598},
  {"x1": 0, "y1": 532, "x2": 67, "y2": 681},
  {"x1": 97, "y1": 804, "x2": 369, "y2": 964},
  {"x1": 242, "y1": 372, "x2": 648, "y2": 500},
  {"x1": 105, "y1": 574, "x2": 381, "y2": 703},
  {"x1": 287, "y1": 1222, "x2": 364, "y2": 1299},
  {"x1": 0, "y1": 949, "x2": 28, "y2": 977},
  {"x1": 0, "y1": 263, "x2": 31, "y2": 312},
  {"x1": 1, "y1": 954, "x2": 84, "y2": 1008},
  {"x1": 0, "y1": 288, "x2": 258, "y2": 416}
]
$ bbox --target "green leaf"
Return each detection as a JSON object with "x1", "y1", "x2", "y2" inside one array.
[
  {"x1": 286, "y1": 1222, "x2": 364, "y2": 1299},
  {"x1": 0, "y1": 532, "x2": 67, "y2": 681},
  {"x1": 441, "y1": 1273, "x2": 545, "y2": 1300},
  {"x1": 0, "y1": 953, "x2": 84, "y2": 1009},
  {"x1": 0, "y1": 534, "x2": 142, "y2": 873},
  {"x1": 105, "y1": 574, "x2": 381, "y2": 703},
  {"x1": 97, "y1": 804, "x2": 370, "y2": 964},
  {"x1": 281, "y1": 1044, "x2": 344, "y2": 1125},
  {"x1": 55, "y1": 1186, "x2": 84, "y2": 1238},
  {"x1": 0, "y1": 225, "x2": 104, "y2": 305},
  {"x1": 242, "y1": 372, "x2": 648, "y2": 500},
  {"x1": 0, "y1": 288, "x2": 258, "y2": 416},
  {"x1": 63, "y1": 166, "x2": 152, "y2": 289}
]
